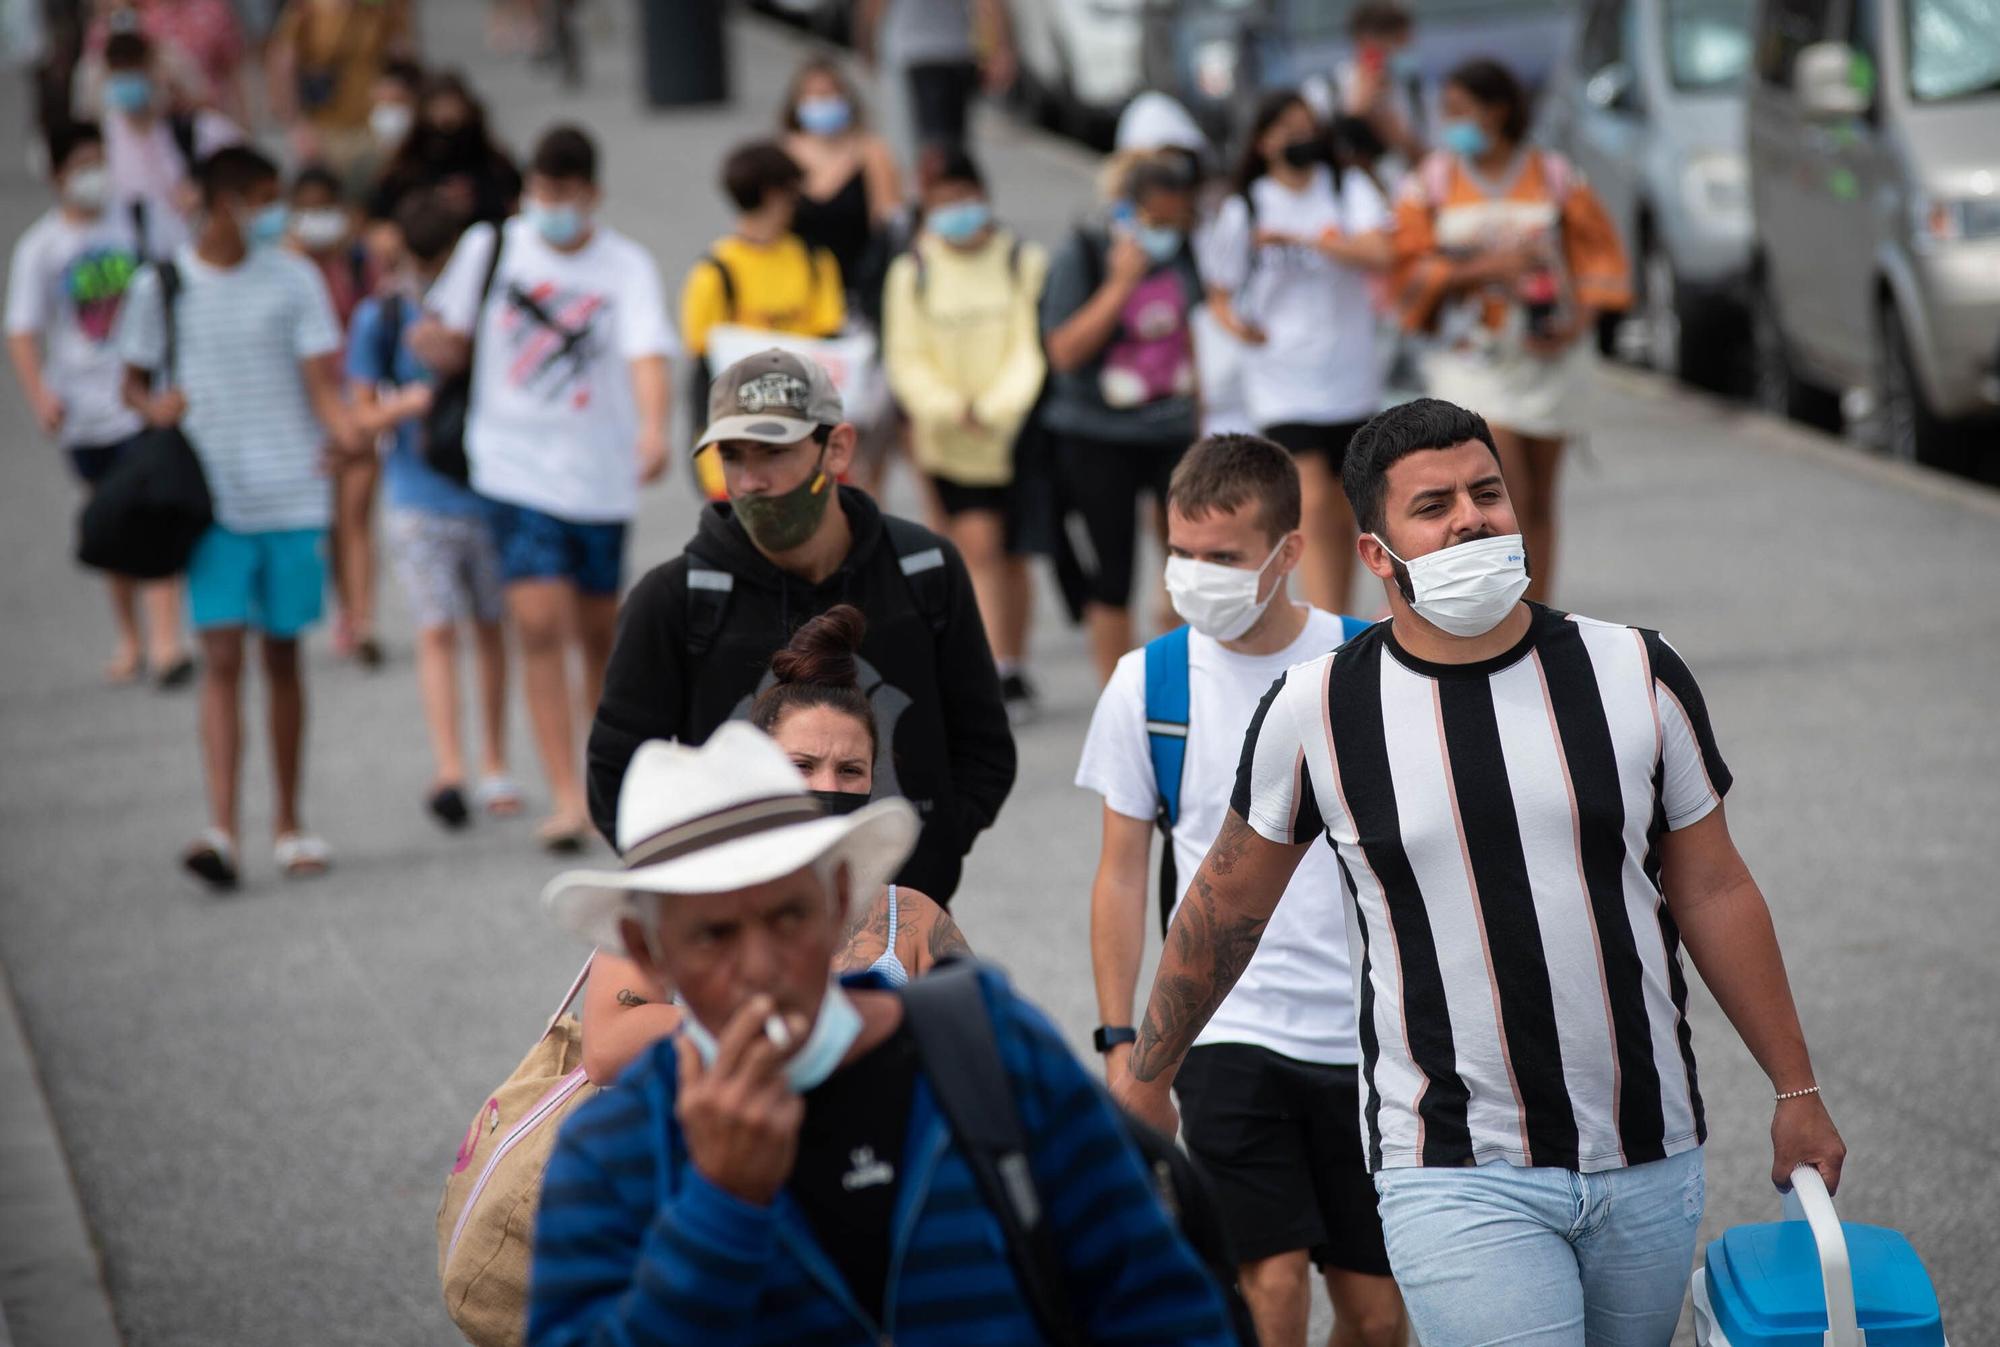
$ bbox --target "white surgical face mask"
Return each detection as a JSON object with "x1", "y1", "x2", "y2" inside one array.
[
  {"x1": 292, "y1": 207, "x2": 348, "y2": 250},
  {"x1": 678, "y1": 978, "x2": 862, "y2": 1094},
  {"x1": 1373, "y1": 532, "x2": 1529, "y2": 637},
  {"x1": 369, "y1": 101, "x2": 414, "y2": 146},
  {"x1": 1165, "y1": 537, "x2": 1287, "y2": 641},
  {"x1": 63, "y1": 165, "x2": 111, "y2": 213}
]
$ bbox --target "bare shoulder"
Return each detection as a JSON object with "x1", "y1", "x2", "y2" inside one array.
[{"x1": 900, "y1": 888, "x2": 973, "y2": 974}]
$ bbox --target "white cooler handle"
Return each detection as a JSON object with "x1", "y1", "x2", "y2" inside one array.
[{"x1": 1780, "y1": 1164, "x2": 1862, "y2": 1347}]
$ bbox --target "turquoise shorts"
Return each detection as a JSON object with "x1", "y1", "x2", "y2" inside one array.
[{"x1": 186, "y1": 525, "x2": 328, "y2": 638}]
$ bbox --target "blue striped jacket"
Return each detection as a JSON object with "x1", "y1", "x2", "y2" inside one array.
[{"x1": 529, "y1": 968, "x2": 1234, "y2": 1346}]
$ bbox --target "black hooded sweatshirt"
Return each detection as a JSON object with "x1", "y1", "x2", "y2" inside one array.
[{"x1": 586, "y1": 487, "x2": 1017, "y2": 904}]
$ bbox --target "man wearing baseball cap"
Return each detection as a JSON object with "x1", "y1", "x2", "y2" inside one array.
[{"x1": 586, "y1": 349, "x2": 1016, "y2": 905}]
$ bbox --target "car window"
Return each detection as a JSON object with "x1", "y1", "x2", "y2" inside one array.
[
  {"x1": 1666, "y1": 0, "x2": 1753, "y2": 89},
  {"x1": 1907, "y1": 0, "x2": 2000, "y2": 100},
  {"x1": 1754, "y1": 0, "x2": 1836, "y2": 85},
  {"x1": 1580, "y1": 0, "x2": 1626, "y2": 73}
]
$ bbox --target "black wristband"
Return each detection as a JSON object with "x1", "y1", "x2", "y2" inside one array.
[{"x1": 1093, "y1": 1025, "x2": 1137, "y2": 1054}]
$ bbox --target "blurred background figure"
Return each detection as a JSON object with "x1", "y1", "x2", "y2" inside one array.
[
  {"x1": 1204, "y1": 90, "x2": 1391, "y2": 615},
  {"x1": 94, "y1": 29, "x2": 241, "y2": 233},
  {"x1": 1335, "y1": 1, "x2": 1425, "y2": 177},
  {"x1": 882, "y1": 149, "x2": 1047, "y2": 721},
  {"x1": 345, "y1": 54, "x2": 420, "y2": 202},
  {"x1": 264, "y1": 0, "x2": 413, "y2": 182},
  {"x1": 854, "y1": 0, "x2": 1015, "y2": 162},
  {"x1": 79, "y1": 0, "x2": 249, "y2": 123},
  {"x1": 1390, "y1": 59, "x2": 1629, "y2": 602},
  {"x1": 366, "y1": 69, "x2": 521, "y2": 231}
]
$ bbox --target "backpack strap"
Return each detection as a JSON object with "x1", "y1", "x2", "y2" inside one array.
[
  {"x1": 375, "y1": 292, "x2": 405, "y2": 384},
  {"x1": 1143, "y1": 624, "x2": 1192, "y2": 938},
  {"x1": 901, "y1": 962, "x2": 1082, "y2": 1347},
  {"x1": 129, "y1": 199, "x2": 150, "y2": 263},
  {"x1": 155, "y1": 259, "x2": 182, "y2": 383},
  {"x1": 882, "y1": 514, "x2": 950, "y2": 637},
  {"x1": 702, "y1": 251, "x2": 737, "y2": 320},
  {"x1": 682, "y1": 548, "x2": 735, "y2": 659},
  {"x1": 167, "y1": 113, "x2": 198, "y2": 176},
  {"x1": 1539, "y1": 150, "x2": 1573, "y2": 204}
]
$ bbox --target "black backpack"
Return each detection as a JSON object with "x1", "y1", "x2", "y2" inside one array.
[
  {"x1": 901, "y1": 962, "x2": 1257, "y2": 1347},
  {"x1": 421, "y1": 227, "x2": 507, "y2": 483}
]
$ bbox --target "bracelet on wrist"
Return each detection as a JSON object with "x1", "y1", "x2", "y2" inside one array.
[{"x1": 1774, "y1": 1084, "x2": 1821, "y2": 1103}]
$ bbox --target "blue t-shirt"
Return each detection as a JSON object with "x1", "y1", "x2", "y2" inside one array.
[{"x1": 346, "y1": 296, "x2": 485, "y2": 516}]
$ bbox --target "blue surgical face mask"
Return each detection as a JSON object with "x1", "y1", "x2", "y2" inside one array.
[
  {"x1": 104, "y1": 73, "x2": 153, "y2": 113},
  {"x1": 1135, "y1": 222, "x2": 1184, "y2": 263},
  {"x1": 795, "y1": 95, "x2": 852, "y2": 136},
  {"x1": 526, "y1": 200, "x2": 586, "y2": 248},
  {"x1": 245, "y1": 202, "x2": 290, "y2": 248},
  {"x1": 678, "y1": 978, "x2": 863, "y2": 1093},
  {"x1": 928, "y1": 200, "x2": 992, "y2": 244},
  {"x1": 1439, "y1": 118, "x2": 1491, "y2": 160}
]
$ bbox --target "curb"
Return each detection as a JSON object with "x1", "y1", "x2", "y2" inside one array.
[{"x1": 0, "y1": 964, "x2": 123, "y2": 1347}]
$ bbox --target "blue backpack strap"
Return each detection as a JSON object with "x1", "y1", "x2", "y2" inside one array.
[{"x1": 1143, "y1": 625, "x2": 1192, "y2": 938}]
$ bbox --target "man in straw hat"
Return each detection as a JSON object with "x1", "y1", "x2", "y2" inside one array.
[
  {"x1": 532, "y1": 724, "x2": 1235, "y2": 1345},
  {"x1": 587, "y1": 348, "x2": 1016, "y2": 906}
]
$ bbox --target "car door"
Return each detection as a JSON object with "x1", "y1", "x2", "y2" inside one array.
[
  {"x1": 1804, "y1": 0, "x2": 1887, "y2": 378},
  {"x1": 1569, "y1": 0, "x2": 1649, "y2": 255},
  {"x1": 1747, "y1": 0, "x2": 1844, "y2": 356}
]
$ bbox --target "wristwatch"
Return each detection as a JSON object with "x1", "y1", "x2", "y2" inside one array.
[{"x1": 1093, "y1": 1025, "x2": 1137, "y2": 1054}]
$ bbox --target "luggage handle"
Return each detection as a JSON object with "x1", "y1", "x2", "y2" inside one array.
[{"x1": 1781, "y1": 1165, "x2": 1863, "y2": 1347}]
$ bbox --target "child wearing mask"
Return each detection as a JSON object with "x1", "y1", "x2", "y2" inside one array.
[
  {"x1": 7, "y1": 120, "x2": 190, "y2": 686},
  {"x1": 882, "y1": 149, "x2": 1047, "y2": 719}
]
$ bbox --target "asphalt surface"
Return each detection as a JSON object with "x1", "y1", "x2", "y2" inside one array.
[{"x1": 1, "y1": 7, "x2": 1996, "y2": 1346}]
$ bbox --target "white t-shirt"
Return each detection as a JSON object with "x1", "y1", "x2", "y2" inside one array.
[
  {"x1": 116, "y1": 246, "x2": 341, "y2": 532},
  {"x1": 429, "y1": 217, "x2": 675, "y2": 523},
  {"x1": 1075, "y1": 607, "x2": 1361, "y2": 1065},
  {"x1": 103, "y1": 109, "x2": 240, "y2": 233},
  {"x1": 1201, "y1": 166, "x2": 1390, "y2": 427},
  {"x1": 5, "y1": 209, "x2": 148, "y2": 448}
]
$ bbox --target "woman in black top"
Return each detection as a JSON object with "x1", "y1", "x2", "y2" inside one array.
[
  {"x1": 367, "y1": 70, "x2": 521, "y2": 227},
  {"x1": 779, "y1": 57, "x2": 904, "y2": 305}
]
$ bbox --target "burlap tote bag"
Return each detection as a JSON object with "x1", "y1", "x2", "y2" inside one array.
[{"x1": 437, "y1": 958, "x2": 598, "y2": 1347}]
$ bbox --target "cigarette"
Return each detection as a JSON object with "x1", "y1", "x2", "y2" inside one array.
[{"x1": 764, "y1": 1013, "x2": 793, "y2": 1051}]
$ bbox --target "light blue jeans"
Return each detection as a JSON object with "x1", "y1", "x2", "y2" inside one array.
[{"x1": 1373, "y1": 1147, "x2": 1704, "y2": 1346}]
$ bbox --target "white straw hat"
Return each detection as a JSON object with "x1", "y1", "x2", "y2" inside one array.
[{"x1": 542, "y1": 723, "x2": 918, "y2": 951}]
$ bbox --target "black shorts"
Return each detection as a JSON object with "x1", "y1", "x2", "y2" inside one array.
[
  {"x1": 1261, "y1": 419, "x2": 1370, "y2": 474},
  {"x1": 1053, "y1": 433, "x2": 1185, "y2": 609},
  {"x1": 905, "y1": 60, "x2": 978, "y2": 151},
  {"x1": 1176, "y1": 1043, "x2": 1392, "y2": 1275},
  {"x1": 931, "y1": 477, "x2": 1010, "y2": 519},
  {"x1": 67, "y1": 438, "x2": 133, "y2": 486}
]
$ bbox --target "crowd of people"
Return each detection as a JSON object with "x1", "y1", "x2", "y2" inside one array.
[{"x1": 7, "y1": 1, "x2": 1853, "y2": 1344}]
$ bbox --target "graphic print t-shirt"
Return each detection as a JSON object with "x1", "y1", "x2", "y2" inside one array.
[
  {"x1": 429, "y1": 217, "x2": 675, "y2": 523},
  {"x1": 5, "y1": 210, "x2": 149, "y2": 448}
]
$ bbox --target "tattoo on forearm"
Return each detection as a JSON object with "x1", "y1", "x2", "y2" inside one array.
[
  {"x1": 1128, "y1": 822, "x2": 1270, "y2": 1083},
  {"x1": 927, "y1": 910, "x2": 972, "y2": 963},
  {"x1": 615, "y1": 988, "x2": 651, "y2": 1007}
]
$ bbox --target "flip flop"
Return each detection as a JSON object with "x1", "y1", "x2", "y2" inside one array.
[
  {"x1": 355, "y1": 637, "x2": 385, "y2": 670},
  {"x1": 154, "y1": 655, "x2": 195, "y2": 690},
  {"x1": 275, "y1": 832, "x2": 333, "y2": 879},
  {"x1": 182, "y1": 828, "x2": 239, "y2": 891},
  {"x1": 536, "y1": 817, "x2": 588, "y2": 855},
  {"x1": 473, "y1": 775, "x2": 525, "y2": 818},
  {"x1": 428, "y1": 785, "x2": 471, "y2": 830}
]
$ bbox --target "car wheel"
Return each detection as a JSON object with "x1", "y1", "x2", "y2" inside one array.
[
  {"x1": 1750, "y1": 272, "x2": 1842, "y2": 432},
  {"x1": 1876, "y1": 301, "x2": 1963, "y2": 469}
]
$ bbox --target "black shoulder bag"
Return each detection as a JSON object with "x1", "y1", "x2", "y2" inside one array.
[
  {"x1": 77, "y1": 261, "x2": 214, "y2": 579},
  {"x1": 420, "y1": 228, "x2": 507, "y2": 483}
]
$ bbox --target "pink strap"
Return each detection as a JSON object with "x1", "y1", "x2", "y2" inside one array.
[{"x1": 542, "y1": 955, "x2": 595, "y2": 1038}]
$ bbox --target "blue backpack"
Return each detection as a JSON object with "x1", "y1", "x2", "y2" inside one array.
[{"x1": 1142, "y1": 616, "x2": 1371, "y2": 936}]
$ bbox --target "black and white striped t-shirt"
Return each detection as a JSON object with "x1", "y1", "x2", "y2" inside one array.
[{"x1": 1233, "y1": 604, "x2": 1731, "y2": 1174}]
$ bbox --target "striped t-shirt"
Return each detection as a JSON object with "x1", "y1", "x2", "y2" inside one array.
[
  {"x1": 1233, "y1": 604, "x2": 1730, "y2": 1174},
  {"x1": 116, "y1": 246, "x2": 340, "y2": 533}
]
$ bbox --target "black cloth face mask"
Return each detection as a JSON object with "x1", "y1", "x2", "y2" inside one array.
[{"x1": 810, "y1": 790, "x2": 870, "y2": 817}]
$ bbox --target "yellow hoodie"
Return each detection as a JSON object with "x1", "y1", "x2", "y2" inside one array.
[{"x1": 882, "y1": 230, "x2": 1048, "y2": 487}]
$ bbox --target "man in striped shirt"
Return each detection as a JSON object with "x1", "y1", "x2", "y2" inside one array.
[{"x1": 1116, "y1": 399, "x2": 1845, "y2": 1344}]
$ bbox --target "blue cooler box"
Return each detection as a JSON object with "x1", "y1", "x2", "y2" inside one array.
[{"x1": 1691, "y1": 1167, "x2": 1946, "y2": 1347}]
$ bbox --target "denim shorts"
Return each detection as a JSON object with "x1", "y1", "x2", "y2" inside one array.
[
  {"x1": 185, "y1": 525, "x2": 327, "y2": 638},
  {"x1": 484, "y1": 500, "x2": 626, "y2": 597}
]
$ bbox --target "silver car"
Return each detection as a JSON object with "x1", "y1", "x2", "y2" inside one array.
[
  {"x1": 1746, "y1": 0, "x2": 2000, "y2": 465},
  {"x1": 1542, "y1": 0, "x2": 1757, "y2": 391}
]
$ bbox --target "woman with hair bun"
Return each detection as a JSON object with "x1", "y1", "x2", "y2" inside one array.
[{"x1": 577, "y1": 604, "x2": 971, "y2": 1086}]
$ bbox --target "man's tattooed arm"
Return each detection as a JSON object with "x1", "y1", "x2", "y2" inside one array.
[{"x1": 1127, "y1": 812, "x2": 1299, "y2": 1084}]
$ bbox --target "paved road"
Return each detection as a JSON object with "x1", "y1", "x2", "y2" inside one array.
[{"x1": 1, "y1": 8, "x2": 1996, "y2": 1346}]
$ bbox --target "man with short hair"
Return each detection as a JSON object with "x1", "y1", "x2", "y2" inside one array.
[
  {"x1": 117, "y1": 143, "x2": 360, "y2": 888},
  {"x1": 1078, "y1": 433, "x2": 1404, "y2": 1347},
  {"x1": 1338, "y1": 2, "x2": 1425, "y2": 167},
  {"x1": 96, "y1": 29, "x2": 241, "y2": 235},
  {"x1": 533, "y1": 723, "x2": 1235, "y2": 1345},
  {"x1": 417, "y1": 123, "x2": 675, "y2": 851},
  {"x1": 1116, "y1": 398, "x2": 1847, "y2": 1345},
  {"x1": 587, "y1": 350, "x2": 1016, "y2": 905}
]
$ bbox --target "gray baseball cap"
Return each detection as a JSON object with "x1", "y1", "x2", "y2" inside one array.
[{"x1": 694, "y1": 349, "x2": 846, "y2": 451}]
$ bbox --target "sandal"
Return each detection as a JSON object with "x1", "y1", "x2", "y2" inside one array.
[
  {"x1": 153, "y1": 654, "x2": 195, "y2": 690},
  {"x1": 428, "y1": 784, "x2": 471, "y2": 830},
  {"x1": 355, "y1": 637, "x2": 385, "y2": 670},
  {"x1": 104, "y1": 648, "x2": 144, "y2": 685},
  {"x1": 536, "y1": 816, "x2": 588, "y2": 855},
  {"x1": 473, "y1": 775, "x2": 525, "y2": 818},
  {"x1": 182, "y1": 828, "x2": 239, "y2": 891},
  {"x1": 274, "y1": 832, "x2": 333, "y2": 879}
]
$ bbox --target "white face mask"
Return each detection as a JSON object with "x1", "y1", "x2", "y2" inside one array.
[
  {"x1": 63, "y1": 165, "x2": 111, "y2": 213},
  {"x1": 292, "y1": 207, "x2": 348, "y2": 250},
  {"x1": 678, "y1": 978, "x2": 863, "y2": 1094},
  {"x1": 1165, "y1": 537, "x2": 1287, "y2": 642},
  {"x1": 1372, "y1": 532, "x2": 1530, "y2": 638},
  {"x1": 369, "y1": 101, "x2": 414, "y2": 145}
]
